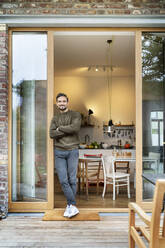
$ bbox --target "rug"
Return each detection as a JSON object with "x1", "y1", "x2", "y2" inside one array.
[{"x1": 42, "y1": 209, "x2": 100, "y2": 221}]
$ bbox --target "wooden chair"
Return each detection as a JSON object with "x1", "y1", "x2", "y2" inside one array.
[
  {"x1": 114, "y1": 152, "x2": 131, "y2": 174},
  {"x1": 129, "y1": 179, "x2": 165, "y2": 248},
  {"x1": 114, "y1": 161, "x2": 130, "y2": 173},
  {"x1": 78, "y1": 158, "x2": 103, "y2": 200},
  {"x1": 102, "y1": 156, "x2": 130, "y2": 200}
]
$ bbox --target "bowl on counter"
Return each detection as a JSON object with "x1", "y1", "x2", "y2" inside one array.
[
  {"x1": 79, "y1": 144, "x2": 87, "y2": 149},
  {"x1": 102, "y1": 143, "x2": 109, "y2": 149}
]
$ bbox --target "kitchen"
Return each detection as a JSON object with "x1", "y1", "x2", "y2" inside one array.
[{"x1": 53, "y1": 31, "x2": 136, "y2": 208}]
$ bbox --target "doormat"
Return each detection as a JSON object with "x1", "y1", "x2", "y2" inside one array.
[{"x1": 42, "y1": 209, "x2": 100, "y2": 221}]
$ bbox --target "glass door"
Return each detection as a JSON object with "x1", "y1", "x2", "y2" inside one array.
[
  {"x1": 9, "y1": 31, "x2": 54, "y2": 211},
  {"x1": 142, "y1": 32, "x2": 165, "y2": 201}
]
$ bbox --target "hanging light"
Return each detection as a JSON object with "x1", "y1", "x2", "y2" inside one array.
[
  {"x1": 106, "y1": 39, "x2": 114, "y2": 133},
  {"x1": 87, "y1": 109, "x2": 94, "y2": 125}
]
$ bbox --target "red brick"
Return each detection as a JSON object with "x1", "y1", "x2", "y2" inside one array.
[
  {"x1": 0, "y1": 177, "x2": 7, "y2": 182},
  {"x1": 2, "y1": 84, "x2": 8, "y2": 88},
  {"x1": 0, "y1": 111, "x2": 7, "y2": 116},
  {"x1": 0, "y1": 32, "x2": 8, "y2": 38},
  {"x1": 0, "y1": 89, "x2": 7, "y2": 94},
  {"x1": 0, "y1": 100, "x2": 6, "y2": 105},
  {"x1": 0, "y1": 48, "x2": 8, "y2": 54},
  {"x1": 19, "y1": 3, "x2": 37, "y2": 8},
  {"x1": 146, "y1": 3, "x2": 162, "y2": 8},
  {"x1": 0, "y1": 79, "x2": 7, "y2": 84},
  {"x1": 96, "y1": 9, "x2": 106, "y2": 14},
  {"x1": 0, "y1": 54, "x2": 8, "y2": 60},
  {"x1": 105, "y1": 3, "x2": 127, "y2": 9},
  {"x1": 2, "y1": 106, "x2": 7, "y2": 111},
  {"x1": 0, "y1": 66, "x2": 7, "y2": 71},
  {"x1": 0, "y1": 71, "x2": 7, "y2": 76},
  {"x1": 0, "y1": 117, "x2": 7, "y2": 121}
]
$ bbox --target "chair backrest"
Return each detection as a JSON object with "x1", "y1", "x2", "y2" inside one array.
[
  {"x1": 114, "y1": 161, "x2": 130, "y2": 173},
  {"x1": 102, "y1": 156, "x2": 115, "y2": 177},
  {"x1": 79, "y1": 158, "x2": 102, "y2": 177},
  {"x1": 149, "y1": 152, "x2": 160, "y2": 160},
  {"x1": 150, "y1": 179, "x2": 165, "y2": 247}
]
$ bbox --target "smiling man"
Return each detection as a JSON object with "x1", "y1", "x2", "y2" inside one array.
[{"x1": 49, "y1": 93, "x2": 81, "y2": 218}]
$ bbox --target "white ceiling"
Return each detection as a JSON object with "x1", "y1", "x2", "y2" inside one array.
[{"x1": 54, "y1": 32, "x2": 135, "y2": 77}]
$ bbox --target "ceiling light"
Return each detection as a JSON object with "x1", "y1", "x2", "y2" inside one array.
[{"x1": 88, "y1": 65, "x2": 113, "y2": 72}]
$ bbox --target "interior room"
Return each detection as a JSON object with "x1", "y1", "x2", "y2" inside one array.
[{"x1": 53, "y1": 31, "x2": 136, "y2": 208}]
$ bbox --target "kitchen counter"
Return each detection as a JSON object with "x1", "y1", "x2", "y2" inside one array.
[
  {"x1": 79, "y1": 148, "x2": 135, "y2": 156},
  {"x1": 79, "y1": 147, "x2": 135, "y2": 150}
]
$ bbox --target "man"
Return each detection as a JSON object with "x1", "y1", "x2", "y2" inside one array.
[{"x1": 49, "y1": 93, "x2": 81, "y2": 218}]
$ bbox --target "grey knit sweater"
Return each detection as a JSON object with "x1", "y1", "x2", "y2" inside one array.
[{"x1": 49, "y1": 109, "x2": 81, "y2": 150}]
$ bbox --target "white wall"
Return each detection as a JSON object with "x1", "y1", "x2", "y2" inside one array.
[
  {"x1": 54, "y1": 75, "x2": 135, "y2": 145},
  {"x1": 54, "y1": 76, "x2": 135, "y2": 123}
]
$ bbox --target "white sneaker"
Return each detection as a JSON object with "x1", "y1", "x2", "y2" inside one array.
[
  {"x1": 68, "y1": 205, "x2": 79, "y2": 218},
  {"x1": 63, "y1": 205, "x2": 70, "y2": 217}
]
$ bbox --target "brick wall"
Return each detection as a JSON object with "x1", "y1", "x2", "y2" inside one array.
[
  {"x1": 0, "y1": 24, "x2": 8, "y2": 209},
  {"x1": 0, "y1": 0, "x2": 165, "y2": 15}
]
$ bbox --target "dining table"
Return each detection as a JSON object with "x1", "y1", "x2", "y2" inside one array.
[{"x1": 142, "y1": 173, "x2": 165, "y2": 212}]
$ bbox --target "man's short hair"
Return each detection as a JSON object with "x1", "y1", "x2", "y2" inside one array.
[{"x1": 56, "y1": 93, "x2": 69, "y2": 102}]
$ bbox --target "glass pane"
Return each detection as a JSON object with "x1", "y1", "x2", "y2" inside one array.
[
  {"x1": 12, "y1": 32, "x2": 47, "y2": 202},
  {"x1": 151, "y1": 121, "x2": 158, "y2": 146},
  {"x1": 160, "y1": 121, "x2": 163, "y2": 146},
  {"x1": 142, "y1": 32, "x2": 165, "y2": 201},
  {"x1": 158, "y1": 111, "x2": 163, "y2": 119}
]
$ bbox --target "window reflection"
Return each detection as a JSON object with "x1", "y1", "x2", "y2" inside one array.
[
  {"x1": 151, "y1": 111, "x2": 163, "y2": 147},
  {"x1": 12, "y1": 33, "x2": 47, "y2": 202}
]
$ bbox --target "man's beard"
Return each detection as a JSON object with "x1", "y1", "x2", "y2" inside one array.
[{"x1": 59, "y1": 106, "x2": 67, "y2": 111}]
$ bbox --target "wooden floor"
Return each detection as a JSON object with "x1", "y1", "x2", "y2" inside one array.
[
  {"x1": 55, "y1": 191, "x2": 135, "y2": 208},
  {"x1": 54, "y1": 174, "x2": 136, "y2": 209},
  {"x1": 0, "y1": 213, "x2": 135, "y2": 247}
]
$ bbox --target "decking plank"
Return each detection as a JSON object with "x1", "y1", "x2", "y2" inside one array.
[{"x1": 0, "y1": 215, "x2": 132, "y2": 247}]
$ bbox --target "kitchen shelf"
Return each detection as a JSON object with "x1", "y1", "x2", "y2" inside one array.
[{"x1": 103, "y1": 125, "x2": 135, "y2": 130}]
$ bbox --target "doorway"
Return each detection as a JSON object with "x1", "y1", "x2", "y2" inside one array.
[
  {"x1": 53, "y1": 31, "x2": 136, "y2": 208},
  {"x1": 8, "y1": 28, "x2": 165, "y2": 212}
]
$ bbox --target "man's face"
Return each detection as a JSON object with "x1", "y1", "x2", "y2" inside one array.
[{"x1": 56, "y1": 96, "x2": 68, "y2": 112}]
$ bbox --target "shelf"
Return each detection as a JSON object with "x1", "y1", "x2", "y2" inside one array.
[
  {"x1": 103, "y1": 125, "x2": 134, "y2": 127},
  {"x1": 103, "y1": 125, "x2": 135, "y2": 130},
  {"x1": 114, "y1": 125, "x2": 134, "y2": 127}
]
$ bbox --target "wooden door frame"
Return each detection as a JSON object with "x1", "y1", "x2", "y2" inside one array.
[
  {"x1": 8, "y1": 27, "x2": 165, "y2": 212},
  {"x1": 136, "y1": 29, "x2": 165, "y2": 210},
  {"x1": 8, "y1": 30, "x2": 54, "y2": 211}
]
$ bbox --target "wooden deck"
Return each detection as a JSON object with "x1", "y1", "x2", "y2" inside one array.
[{"x1": 0, "y1": 213, "x2": 133, "y2": 247}]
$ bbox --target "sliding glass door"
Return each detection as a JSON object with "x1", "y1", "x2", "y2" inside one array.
[
  {"x1": 142, "y1": 32, "x2": 165, "y2": 201},
  {"x1": 9, "y1": 31, "x2": 54, "y2": 210}
]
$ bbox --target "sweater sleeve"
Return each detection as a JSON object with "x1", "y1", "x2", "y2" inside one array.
[
  {"x1": 58, "y1": 112, "x2": 81, "y2": 134},
  {"x1": 49, "y1": 118, "x2": 65, "y2": 139}
]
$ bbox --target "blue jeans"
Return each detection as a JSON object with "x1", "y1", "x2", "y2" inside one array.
[{"x1": 54, "y1": 148, "x2": 79, "y2": 205}]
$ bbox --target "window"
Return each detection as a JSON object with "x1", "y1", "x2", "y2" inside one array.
[{"x1": 151, "y1": 111, "x2": 163, "y2": 147}]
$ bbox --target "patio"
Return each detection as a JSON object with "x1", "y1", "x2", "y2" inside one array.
[{"x1": 0, "y1": 213, "x2": 132, "y2": 248}]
